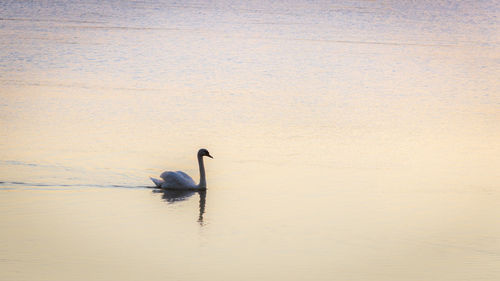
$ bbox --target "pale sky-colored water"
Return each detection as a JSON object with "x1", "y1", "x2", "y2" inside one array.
[{"x1": 1, "y1": 1, "x2": 499, "y2": 280}]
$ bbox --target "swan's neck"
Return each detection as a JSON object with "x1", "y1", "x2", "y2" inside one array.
[{"x1": 197, "y1": 155, "x2": 207, "y2": 189}]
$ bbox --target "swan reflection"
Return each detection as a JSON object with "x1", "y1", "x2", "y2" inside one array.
[{"x1": 152, "y1": 188, "x2": 206, "y2": 224}]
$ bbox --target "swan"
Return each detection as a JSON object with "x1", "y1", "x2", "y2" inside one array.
[{"x1": 150, "y1": 148, "x2": 213, "y2": 190}]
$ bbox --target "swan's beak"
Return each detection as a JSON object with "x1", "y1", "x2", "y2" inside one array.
[{"x1": 207, "y1": 154, "x2": 213, "y2": 159}]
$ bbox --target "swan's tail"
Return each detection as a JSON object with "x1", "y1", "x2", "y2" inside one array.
[{"x1": 150, "y1": 177, "x2": 163, "y2": 188}]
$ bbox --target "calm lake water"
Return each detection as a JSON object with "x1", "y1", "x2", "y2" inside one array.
[{"x1": 1, "y1": 1, "x2": 499, "y2": 280}]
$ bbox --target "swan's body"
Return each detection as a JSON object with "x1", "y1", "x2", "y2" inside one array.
[{"x1": 150, "y1": 148, "x2": 213, "y2": 190}]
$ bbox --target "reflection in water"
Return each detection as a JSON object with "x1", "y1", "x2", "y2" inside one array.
[{"x1": 152, "y1": 188, "x2": 207, "y2": 224}]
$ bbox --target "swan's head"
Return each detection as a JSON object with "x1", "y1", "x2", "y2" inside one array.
[{"x1": 198, "y1": 148, "x2": 213, "y2": 159}]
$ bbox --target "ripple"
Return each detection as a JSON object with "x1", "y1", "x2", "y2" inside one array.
[{"x1": 0, "y1": 181, "x2": 150, "y2": 190}]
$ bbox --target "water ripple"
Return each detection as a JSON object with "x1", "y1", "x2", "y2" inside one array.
[{"x1": 0, "y1": 181, "x2": 150, "y2": 190}]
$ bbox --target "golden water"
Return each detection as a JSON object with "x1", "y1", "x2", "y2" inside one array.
[{"x1": 1, "y1": 1, "x2": 499, "y2": 280}]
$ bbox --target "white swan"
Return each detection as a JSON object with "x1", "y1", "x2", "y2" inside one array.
[{"x1": 150, "y1": 148, "x2": 213, "y2": 190}]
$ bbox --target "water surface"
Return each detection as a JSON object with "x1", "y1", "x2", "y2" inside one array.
[{"x1": 1, "y1": 1, "x2": 499, "y2": 280}]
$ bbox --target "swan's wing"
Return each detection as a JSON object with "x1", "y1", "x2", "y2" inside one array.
[
  {"x1": 175, "y1": 171, "x2": 195, "y2": 182},
  {"x1": 160, "y1": 171, "x2": 196, "y2": 188}
]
